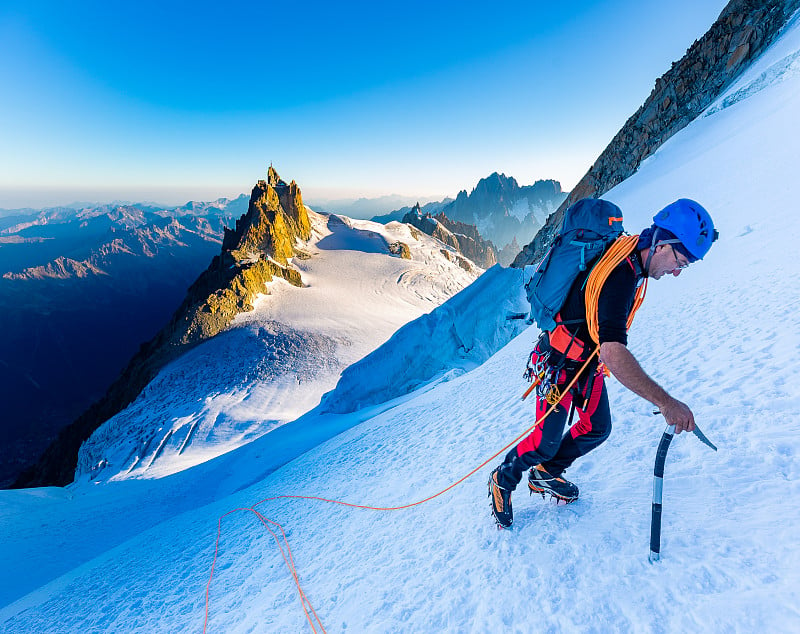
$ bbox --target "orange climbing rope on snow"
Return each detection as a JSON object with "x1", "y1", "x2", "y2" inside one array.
[
  {"x1": 203, "y1": 351, "x2": 598, "y2": 633},
  {"x1": 203, "y1": 506, "x2": 326, "y2": 633}
]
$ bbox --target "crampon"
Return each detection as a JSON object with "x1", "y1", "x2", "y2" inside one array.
[{"x1": 527, "y1": 465, "x2": 579, "y2": 504}]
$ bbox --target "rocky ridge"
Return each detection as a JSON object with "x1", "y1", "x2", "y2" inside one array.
[
  {"x1": 371, "y1": 198, "x2": 453, "y2": 225},
  {"x1": 401, "y1": 203, "x2": 497, "y2": 269},
  {"x1": 513, "y1": 0, "x2": 800, "y2": 267},
  {"x1": 13, "y1": 167, "x2": 311, "y2": 487}
]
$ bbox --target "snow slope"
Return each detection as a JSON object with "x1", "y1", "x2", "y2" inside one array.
[
  {"x1": 77, "y1": 211, "x2": 480, "y2": 482},
  {"x1": 320, "y1": 264, "x2": 528, "y2": 414},
  {"x1": 0, "y1": 209, "x2": 527, "y2": 614},
  {"x1": 3, "y1": 13, "x2": 800, "y2": 634}
]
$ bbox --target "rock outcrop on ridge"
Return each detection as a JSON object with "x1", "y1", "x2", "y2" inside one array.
[
  {"x1": 513, "y1": 0, "x2": 800, "y2": 267},
  {"x1": 371, "y1": 198, "x2": 452, "y2": 225},
  {"x1": 402, "y1": 203, "x2": 497, "y2": 269},
  {"x1": 14, "y1": 167, "x2": 311, "y2": 488}
]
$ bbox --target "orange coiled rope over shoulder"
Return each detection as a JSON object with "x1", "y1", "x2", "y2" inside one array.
[
  {"x1": 521, "y1": 234, "x2": 646, "y2": 402},
  {"x1": 585, "y1": 234, "x2": 648, "y2": 346}
]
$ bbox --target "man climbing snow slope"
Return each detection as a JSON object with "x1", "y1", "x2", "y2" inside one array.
[{"x1": 489, "y1": 198, "x2": 718, "y2": 529}]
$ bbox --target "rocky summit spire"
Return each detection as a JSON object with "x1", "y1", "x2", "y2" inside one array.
[
  {"x1": 226, "y1": 168, "x2": 311, "y2": 265},
  {"x1": 14, "y1": 167, "x2": 312, "y2": 488},
  {"x1": 267, "y1": 165, "x2": 282, "y2": 187}
]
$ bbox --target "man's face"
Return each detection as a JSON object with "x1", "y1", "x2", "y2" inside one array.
[{"x1": 650, "y1": 244, "x2": 690, "y2": 280}]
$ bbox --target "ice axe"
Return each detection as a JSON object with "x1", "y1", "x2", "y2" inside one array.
[{"x1": 648, "y1": 413, "x2": 717, "y2": 563}]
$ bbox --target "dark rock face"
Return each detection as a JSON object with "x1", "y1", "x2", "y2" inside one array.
[
  {"x1": 513, "y1": 0, "x2": 800, "y2": 268},
  {"x1": 439, "y1": 174, "x2": 565, "y2": 265},
  {"x1": 402, "y1": 203, "x2": 497, "y2": 269},
  {"x1": 434, "y1": 213, "x2": 498, "y2": 269},
  {"x1": 13, "y1": 168, "x2": 311, "y2": 488}
]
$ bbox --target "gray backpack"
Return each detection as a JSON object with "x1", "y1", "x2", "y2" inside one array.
[{"x1": 525, "y1": 198, "x2": 625, "y2": 332}]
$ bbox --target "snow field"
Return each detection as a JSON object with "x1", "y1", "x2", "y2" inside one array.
[
  {"x1": 77, "y1": 211, "x2": 479, "y2": 483},
  {"x1": 3, "y1": 12, "x2": 800, "y2": 634}
]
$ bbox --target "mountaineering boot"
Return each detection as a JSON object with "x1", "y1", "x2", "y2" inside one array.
[
  {"x1": 528, "y1": 465, "x2": 579, "y2": 503},
  {"x1": 488, "y1": 467, "x2": 513, "y2": 529}
]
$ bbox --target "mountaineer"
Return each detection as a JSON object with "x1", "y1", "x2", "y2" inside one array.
[{"x1": 489, "y1": 198, "x2": 718, "y2": 529}]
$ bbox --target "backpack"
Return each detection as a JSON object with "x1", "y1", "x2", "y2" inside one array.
[{"x1": 525, "y1": 198, "x2": 625, "y2": 332}]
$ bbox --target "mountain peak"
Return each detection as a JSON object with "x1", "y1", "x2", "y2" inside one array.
[
  {"x1": 15, "y1": 170, "x2": 311, "y2": 487},
  {"x1": 266, "y1": 165, "x2": 284, "y2": 188},
  {"x1": 234, "y1": 172, "x2": 310, "y2": 265},
  {"x1": 474, "y1": 172, "x2": 519, "y2": 195},
  {"x1": 439, "y1": 172, "x2": 566, "y2": 264}
]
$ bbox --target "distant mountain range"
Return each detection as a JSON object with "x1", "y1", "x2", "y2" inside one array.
[
  {"x1": 307, "y1": 194, "x2": 443, "y2": 221},
  {"x1": 0, "y1": 197, "x2": 247, "y2": 487},
  {"x1": 438, "y1": 173, "x2": 565, "y2": 264},
  {"x1": 373, "y1": 174, "x2": 566, "y2": 265}
]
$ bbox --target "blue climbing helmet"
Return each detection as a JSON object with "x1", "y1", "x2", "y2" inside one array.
[{"x1": 652, "y1": 198, "x2": 718, "y2": 261}]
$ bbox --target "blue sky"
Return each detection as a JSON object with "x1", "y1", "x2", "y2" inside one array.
[{"x1": 0, "y1": 1, "x2": 728, "y2": 208}]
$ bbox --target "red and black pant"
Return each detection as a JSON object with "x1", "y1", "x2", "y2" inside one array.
[{"x1": 496, "y1": 358, "x2": 612, "y2": 491}]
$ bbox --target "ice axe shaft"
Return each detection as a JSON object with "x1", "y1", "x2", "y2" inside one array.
[
  {"x1": 648, "y1": 416, "x2": 718, "y2": 562},
  {"x1": 649, "y1": 424, "x2": 673, "y2": 562}
]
